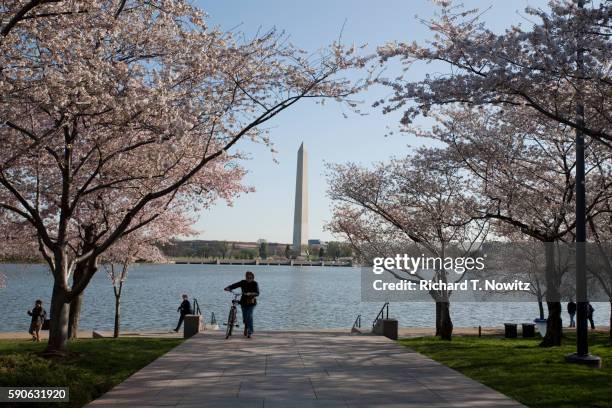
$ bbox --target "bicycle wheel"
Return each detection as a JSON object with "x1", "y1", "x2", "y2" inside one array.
[{"x1": 225, "y1": 307, "x2": 236, "y2": 339}]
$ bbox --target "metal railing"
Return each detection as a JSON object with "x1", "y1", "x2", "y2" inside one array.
[
  {"x1": 350, "y1": 314, "x2": 362, "y2": 335},
  {"x1": 372, "y1": 302, "x2": 389, "y2": 330},
  {"x1": 192, "y1": 298, "x2": 202, "y2": 315},
  {"x1": 191, "y1": 298, "x2": 204, "y2": 330}
]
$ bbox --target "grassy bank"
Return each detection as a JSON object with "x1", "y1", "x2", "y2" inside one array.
[
  {"x1": 0, "y1": 337, "x2": 183, "y2": 407},
  {"x1": 400, "y1": 333, "x2": 612, "y2": 408}
]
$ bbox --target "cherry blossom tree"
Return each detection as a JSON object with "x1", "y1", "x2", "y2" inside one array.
[
  {"x1": 376, "y1": 0, "x2": 610, "y2": 353},
  {"x1": 327, "y1": 148, "x2": 487, "y2": 340},
  {"x1": 483, "y1": 237, "x2": 575, "y2": 320},
  {"x1": 376, "y1": 0, "x2": 611, "y2": 146},
  {"x1": 0, "y1": 0, "x2": 366, "y2": 354},
  {"x1": 65, "y1": 200, "x2": 198, "y2": 339},
  {"x1": 1, "y1": 1, "x2": 136, "y2": 167},
  {"x1": 1, "y1": 1, "x2": 95, "y2": 39},
  {"x1": 102, "y1": 209, "x2": 194, "y2": 338},
  {"x1": 420, "y1": 105, "x2": 612, "y2": 346}
]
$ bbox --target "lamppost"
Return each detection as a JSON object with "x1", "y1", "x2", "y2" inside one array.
[{"x1": 565, "y1": 0, "x2": 601, "y2": 367}]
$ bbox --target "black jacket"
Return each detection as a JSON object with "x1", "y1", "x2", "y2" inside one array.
[
  {"x1": 28, "y1": 306, "x2": 47, "y2": 324},
  {"x1": 587, "y1": 303, "x2": 594, "y2": 317},
  {"x1": 567, "y1": 302, "x2": 576, "y2": 315},
  {"x1": 227, "y1": 280, "x2": 260, "y2": 306},
  {"x1": 178, "y1": 299, "x2": 192, "y2": 315}
]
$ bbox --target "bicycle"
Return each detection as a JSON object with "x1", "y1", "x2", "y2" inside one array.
[{"x1": 224, "y1": 290, "x2": 241, "y2": 339}]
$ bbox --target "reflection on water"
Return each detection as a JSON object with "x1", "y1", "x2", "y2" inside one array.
[{"x1": 0, "y1": 264, "x2": 609, "y2": 332}]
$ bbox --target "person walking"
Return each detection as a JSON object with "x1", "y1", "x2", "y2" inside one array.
[
  {"x1": 27, "y1": 299, "x2": 46, "y2": 342},
  {"x1": 587, "y1": 302, "x2": 595, "y2": 330},
  {"x1": 173, "y1": 294, "x2": 192, "y2": 332},
  {"x1": 567, "y1": 300, "x2": 576, "y2": 328},
  {"x1": 224, "y1": 271, "x2": 259, "y2": 338}
]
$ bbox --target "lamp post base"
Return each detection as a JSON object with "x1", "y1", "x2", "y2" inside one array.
[{"x1": 565, "y1": 353, "x2": 602, "y2": 368}]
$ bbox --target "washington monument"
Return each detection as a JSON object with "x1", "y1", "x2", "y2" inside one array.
[{"x1": 292, "y1": 143, "x2": 308, "y2": 255}]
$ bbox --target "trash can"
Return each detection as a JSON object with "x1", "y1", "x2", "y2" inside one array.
[
  {"x1": 522, "y1": 323, "x2": 535, "y2": 338},
  {"x1": 504, "y1": 323, "x2": 517, "y2": 339},
  {"x1": 382, "y1": 319, "x2": 398, "y2": 340},
  {"x1": 184, "y1": 314, "x2": 201, "y2": 338}
]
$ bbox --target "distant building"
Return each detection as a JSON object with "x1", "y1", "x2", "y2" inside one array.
[{"x1": 232, "y1": 241, "x2": 259, "y2": 250}]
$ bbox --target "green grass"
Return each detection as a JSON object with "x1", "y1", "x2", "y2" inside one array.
[
  {"x1": 399, "y1": 333, "x2": 612, "y2": 408},
  {"x1": 0, "y1": 337, "x2": 183, "y2": 408}
]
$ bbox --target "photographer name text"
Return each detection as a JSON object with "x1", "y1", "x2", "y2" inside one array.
[{"x1": 372, "y1": 279, "x2": 531, "y2": 292}]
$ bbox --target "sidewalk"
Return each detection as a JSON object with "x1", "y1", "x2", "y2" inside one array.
[{"x1": 87, "y1": 330, "x2": 524, "y2": 408}]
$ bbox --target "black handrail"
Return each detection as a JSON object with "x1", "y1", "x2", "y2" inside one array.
[
  {"x1": 192, "y1": 298, "x2": 202, "y2": 315},
  {"x1": 372, "y1": 302, "x2": 389, "y2": 329},
  {"x1": 351, "y1": 314, "x2": 361, "y2": 334}
]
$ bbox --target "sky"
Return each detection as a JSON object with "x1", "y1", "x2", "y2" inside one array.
[{"x1": 191, "y1": 0, "x2": 549, "y2": 244}]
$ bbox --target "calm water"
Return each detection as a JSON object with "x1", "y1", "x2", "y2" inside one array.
[{"x1": 1, "y1": 264, "x2": 609, "y2": 333}]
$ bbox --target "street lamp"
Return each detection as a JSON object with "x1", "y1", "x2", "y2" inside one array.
[{"x1": 564, "y1": 0, "x2": 601, "y2": 368}]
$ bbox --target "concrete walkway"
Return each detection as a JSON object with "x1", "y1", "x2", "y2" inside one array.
[{"x1": 88, "y1": 331, "x2": 524, "y2": 408}]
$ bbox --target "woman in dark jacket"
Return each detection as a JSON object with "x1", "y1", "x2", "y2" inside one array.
[
  {"x1": 224, "y1": 271, "x2": 259, "y2": 338},
  {"x1": 27, "y1": 299, "x2": 47, "y2": 342}
]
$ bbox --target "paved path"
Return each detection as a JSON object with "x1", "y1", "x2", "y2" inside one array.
[{"x1": 88, "y1": 331, "x2": 524, "y2": 408}]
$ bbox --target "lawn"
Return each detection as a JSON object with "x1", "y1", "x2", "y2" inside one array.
[
  {"x1": 0, "y1": 337, "x2": 183, "y2": 408},
  {"x1": 399, "y1": 333, "x2": 612, "y2": 408}
]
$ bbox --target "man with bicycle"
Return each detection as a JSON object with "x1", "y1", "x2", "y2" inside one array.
[{"x1": 224, "y1": 271, "x2": 259, "y2": 338}]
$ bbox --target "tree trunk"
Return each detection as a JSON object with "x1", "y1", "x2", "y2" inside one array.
[
  {"x1": 67, "y1": 293, "x2": 83, "y2": 340},
  {"x1": 540, "y1": 301, "x2": 562, "y2": 347},
  {"x1": 114, "y1": 295, "x2": 121, "y2": 338},
  {"x1": 438, "y1": 301, "x2": 453, "y2": 341},
  {"x1": 68, "y1": 265, "x2": 84, "y2": 340},
  {"x1": 538, "y1": 299, "x2": 545, "y2": 320},
  {"x1": 113, "y1": 281, "x2": 123, "y2": 338},
  {"x1": 44, "y1": 282, "x2": 70, "y2": 355},
  {"x1": 609, "y1": 301, "x2": 611, "y2": 339},
  {"x1": 540, "y1": 242, "x2": 562, "y2": 347},
  {"x1": 435, "y1": 302, "x2": 441, "y2": 336}
]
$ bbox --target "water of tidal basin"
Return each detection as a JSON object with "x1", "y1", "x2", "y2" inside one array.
[{"x1": 1, "y1": 263, "x2": 609, "y2": 333}]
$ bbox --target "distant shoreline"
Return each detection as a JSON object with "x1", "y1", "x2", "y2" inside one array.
[
  {"x1": 1, "y1": 260, "x2": 357, "y2": 267},
  {"x1": 2, "y1": 326, "x2": 609, "y2": 340},
  {"x1": 171, "y1": 258, "x2": 354, "y2": 267}
]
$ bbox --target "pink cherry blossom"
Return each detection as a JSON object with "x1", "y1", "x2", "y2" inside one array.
[{"x1": 0, "y1": 0, "x2": 368, "y2": 353}]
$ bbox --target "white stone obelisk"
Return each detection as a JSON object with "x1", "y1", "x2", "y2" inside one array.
[{"x1": 292, "y1": 143, "x2": 308, "y2": 255}]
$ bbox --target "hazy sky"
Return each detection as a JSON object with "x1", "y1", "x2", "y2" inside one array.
[{"x1": 192, "y1": 0, "x2": 549, "y2": 243}]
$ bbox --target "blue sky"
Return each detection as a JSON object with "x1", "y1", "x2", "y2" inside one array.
[{"x1": 192, "y1": 0, "x2": 549, "y2": 243}]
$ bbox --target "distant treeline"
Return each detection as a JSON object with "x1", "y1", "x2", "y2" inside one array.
[
  {"x1": 158, "y1": 239, "x2": 353, "y2": 260},
  {"x1": 1, "y1": 240, "x2": 354, "y2": 263}
]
